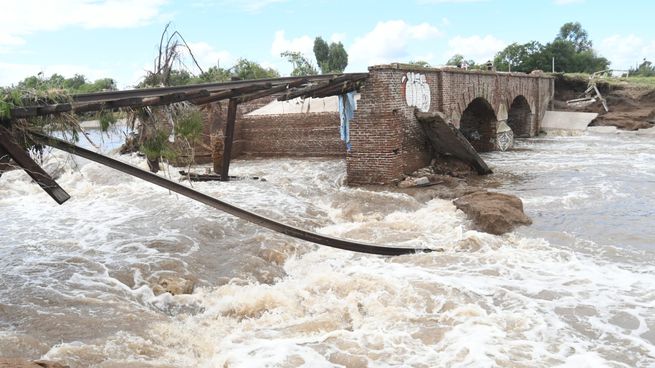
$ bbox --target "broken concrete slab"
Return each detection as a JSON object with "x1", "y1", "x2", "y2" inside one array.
[{"x1": 415, "y1": 111, "x2": 492, "y2": 175}]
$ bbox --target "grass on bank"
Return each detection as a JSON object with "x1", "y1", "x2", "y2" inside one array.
[{"x1": 558, "y1": 72, "x2": 655, "y2": 89}]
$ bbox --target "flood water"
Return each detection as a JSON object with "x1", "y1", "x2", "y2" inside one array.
[{"x1": 1, "y1": 127, "x2": 654, "y2": 367}]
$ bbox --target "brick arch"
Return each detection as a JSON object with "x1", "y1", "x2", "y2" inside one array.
[
  {"x1": 459, "y1": 97, "x2": 498, "y2": 152},
  {"x1": 507, "y1": 95, "x2": 532, "y2": 137}
]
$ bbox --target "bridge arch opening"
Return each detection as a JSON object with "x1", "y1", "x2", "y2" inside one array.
[
  {"x1": 507, "y1": 95, "x2": 532, "y2": 137},
  {"x1": 459, "y1": 97, "x2": 497, "y2": 152}
]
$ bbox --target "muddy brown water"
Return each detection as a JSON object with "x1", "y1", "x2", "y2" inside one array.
[{"x1": 0, "y1": 127, "x2": 654, "y2": 367}]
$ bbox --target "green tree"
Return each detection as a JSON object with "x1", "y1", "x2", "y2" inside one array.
[
  {"x1": 281, "y1": 51, "x2": 318, "y2": 76},
  {"x1": 408, "y1": 60, "x2": 431, "y2": 68},
  {"x1": 15, "y1": 73, "x2": 117, "y2": 93},
  {"x1": 492, "y1": 22, "x2": 609, "y2": 73},
  {"x1": 327, "y1": 42, "x2": 348, "y2": 73},
  {"x1": 196, "y1": 66, "x2": 231, "y2": 82},
  {"x1": 556, "y1": 22, "x2": 592, "y2": 52},
  {"x1": 232, "y1": 58, "x2": 280, "y2": 80},
  {"x1": 313, "y1": 37, "x2": 349, "y2": 74},
  {"x1": 63, "y1": 74, "x2": 87, "y2": 90},
  {"x1": 313, "y1": 37, "x2": 330, "y2": 71},
  {"x1": 494, "y1": 42, "x2": 545, "y2": 72},
  {"x1": 629, "y1": 59, "x2": 655, "y2": 77},
  {"x1": 446, "y1": 54, "x2": 476, "y2": 68}
]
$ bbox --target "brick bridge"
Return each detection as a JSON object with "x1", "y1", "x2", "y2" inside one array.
[
  {"x1": 346, "y1": 64, "x2": 554, "y2": 184},
  {"x1": 228, "y1": 64, "x2": 554, "y2": 185}
]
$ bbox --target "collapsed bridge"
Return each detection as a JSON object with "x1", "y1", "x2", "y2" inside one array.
[{"x1": 0, "y1": 64, "x2": 554, "y2": 254}]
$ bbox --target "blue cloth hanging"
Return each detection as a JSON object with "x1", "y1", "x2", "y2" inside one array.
[{"x1": 338, "y1": 92, "x2": 356, "y2": 151}]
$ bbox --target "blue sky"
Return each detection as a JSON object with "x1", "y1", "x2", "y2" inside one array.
[{"x1": 1, "y1": 0, "x2": 653, "y2": 88}]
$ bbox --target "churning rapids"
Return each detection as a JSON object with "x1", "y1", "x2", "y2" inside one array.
[{"x1": 1, "y1": 127, "x2": 654, "y2": 367}]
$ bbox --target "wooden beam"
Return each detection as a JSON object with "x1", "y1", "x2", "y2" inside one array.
[
  {"x1": 237, "y1": 78, "x2": 308, "y2": 103},
  {"x1": 310, "y1": 81, "x2": 359, "y2": 98},
  {"x1": 0, "y1": 126, "x2": 70, "y2": 204},
  {"x1": 190, "y1": 90, "x2": 237, "y2": 105},
  {"x1": 220, "y1": 98, "x2": 238, "y2": 181},
  {"x1": 278, "y1": 74, "x2": 365, "y2": 101},
  {"x1": 190, "y1": 82, "x2": 273, "y2": 105}
]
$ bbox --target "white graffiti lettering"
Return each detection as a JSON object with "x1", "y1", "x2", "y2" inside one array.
[{"x1": 402, "y1": 72, "x2": 431, "y2": 112}]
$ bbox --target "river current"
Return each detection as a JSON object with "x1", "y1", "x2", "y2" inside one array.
[{"x1": 0, "y1": 127, "x2": 654, "y2": 367}]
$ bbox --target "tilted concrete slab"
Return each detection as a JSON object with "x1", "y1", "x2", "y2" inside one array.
[
  {"x1": 541, "y1": 111, "x2": 598, "y2": 131},
  {"x1": 415, "y1": 111, "x2": 492, "y2": 175}
]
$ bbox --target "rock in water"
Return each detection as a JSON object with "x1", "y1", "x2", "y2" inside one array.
[
  {"x1": 152, "y1": 276, "x2": 196, "y2": 296},
  {"x1": 0, "y1": 359, "x2": 69, "y2": 368},
  {"x1": 453, "y1": 191, "x2": 532, "y2": 235}
]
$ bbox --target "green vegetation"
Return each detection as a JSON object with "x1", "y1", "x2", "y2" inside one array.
[
  {"x1": 313, "y1": 37, "x2": 348, "y2": 74},
  {"x1": 630, "y1": 59, "x2": 655, "y2": 77},
  {"x1": 175, "y1": 109, "x2": 203, "y2": 142},
  {"x1": 280, "y1": 36, "x2": 349, "y2": 77},
  {"x1": 281, "y1": 51, "x2": 318, "y2": 76},
  {"x1": 446, "y1": 54, "x2": 478, "y2": 69},
  {"x1": 620, "y1": 76, "x2": 655, "y2": 88},
  {"x1": 0, "y1": 87, "x2": 80, "y2": 151},
  {"x1": 97, "y1": 110, "x2": 117, "y2": 132},
  {"x1": 408, "y1": 61, "x2": 431, "y2": 68},
  {"x1": 493, "y1": 22, "x2": 609, "y2": 73},
  {"x1": 560, "y1": 72, "x2": 655, "y2": 89},
  {"x1": 16, "y1": 72, "x2": 116, "y2": 93},
  {"x1": 140, "y1": 130, "x2": 176, "y2": 161},
  {"x1": 232, "y1": 58, "x2": 280, "y2": 80}
]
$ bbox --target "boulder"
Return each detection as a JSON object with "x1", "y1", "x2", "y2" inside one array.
[
  {"x1": 454, "y1": 191, "x2": 532, "y2": 235},
  {"x1": 152, "y1": 276, "x2": 196, "y2": 296},
  {"x1": 0, "y1": 359, "x2": 68, "y2": 368}
]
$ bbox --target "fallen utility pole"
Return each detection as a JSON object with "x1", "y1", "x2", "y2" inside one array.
[{"x1": 29, "y1": 132, "x2": 434, "y2": 256}]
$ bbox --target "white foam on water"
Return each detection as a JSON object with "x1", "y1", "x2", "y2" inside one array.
[{"x1": 2, "y1": 129, "x2": 654, "y2": 367}]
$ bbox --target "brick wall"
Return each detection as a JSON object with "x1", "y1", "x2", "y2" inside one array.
[
  {"x1": 347, "y1": 64, "x2": 554, "y2": 185},
  {"x1": 235, "y1": 112, "x2": 346, "y2": 157}
]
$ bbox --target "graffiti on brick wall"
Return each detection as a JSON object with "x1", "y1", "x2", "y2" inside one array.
[{"x1": 402, "y1": 72, "x2": 431, "y2": 112}]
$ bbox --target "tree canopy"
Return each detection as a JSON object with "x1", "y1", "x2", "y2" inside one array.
[
  {"x1": 556, "y1": 22, "x2": 592, "y2": 52},
  {"x1": 313, "y1": 37, "x2": 348, "y2": 74},
  {"x1": 281, "y1": 51, "x2": 318, "y2": 76},
  {"x1": 446, "y1": 54, "x2": 477, "y2": 68},
  {"x1": 16, "y1": 73, "x2": 117, "y2": 93},
  {"x1": 630, "y1": 59, "x2": 655, "y2": 77},
  {"x1": 232, "y1": 58, "x2": 280, "y2": 80},
  {"x1": 493, "y1": 22, "x2": 609, "y2": 73}
]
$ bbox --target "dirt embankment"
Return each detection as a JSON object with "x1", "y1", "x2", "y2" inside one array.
[{"x1": 553, "y1": 74, "x2": 655, "y2": 131}]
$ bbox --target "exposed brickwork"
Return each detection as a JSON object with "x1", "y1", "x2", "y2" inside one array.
[
  {"x1": 193, "y1": 66, "x2": 553, "y2": 185},
  {"x1": 236, "y1": 112, "x2": 345, "y2": 157},
  {"x1": 347, "y1": 64, "x2": 554, "y2": 185}
]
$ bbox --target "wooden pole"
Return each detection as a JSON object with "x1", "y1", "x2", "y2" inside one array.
[
  {"x1": 0, "y1": 126, "x2": 70, "y2": 204},
  {"x1": 220, "y1": 98, "x2": 238, "y2": 181}
]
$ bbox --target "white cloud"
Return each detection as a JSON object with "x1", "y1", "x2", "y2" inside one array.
[
  {"x1": 186, "y1": 42, "x2": 233, "y2": 70},
  {"x1": 270, "y1": 31, "x2": 314, "y2": 58},
  {"x1": 446, "y1": 35, "x2": 506, "y2": 63},
  {"x1": 0, "y1": 62, "x2": 111, "y2": 87},
  {"x1": 0, "y1": 0, "x2": 167, "y2": 50},
  {"x1": 348, "y1": 20, "x2": 442, "y2": 68},
  {"x1": 598, "y1": 35, "x2": 655, "y2": 70}
]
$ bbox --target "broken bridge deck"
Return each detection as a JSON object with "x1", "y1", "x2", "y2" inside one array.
[{"x1": 415, "y1": 111, "x2": 492, "y2": 175}]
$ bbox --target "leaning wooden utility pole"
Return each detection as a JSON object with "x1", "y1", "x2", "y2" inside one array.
[{"x1": 220, "y1": 98, "x2": 238, "y2": 181}]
